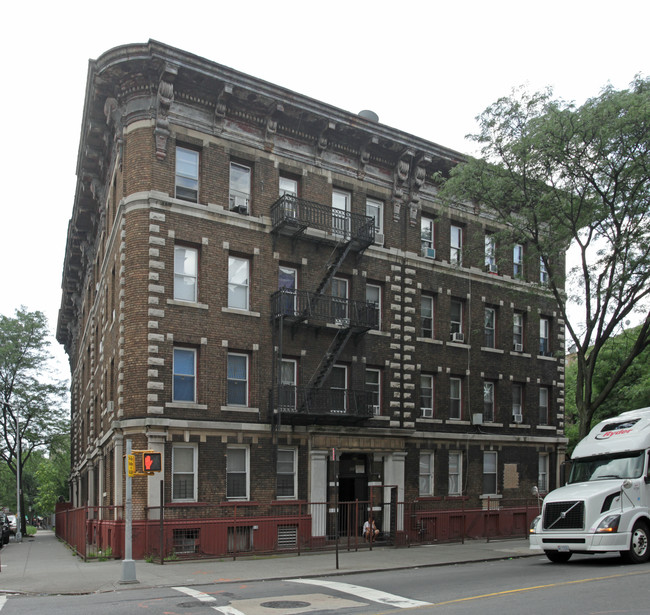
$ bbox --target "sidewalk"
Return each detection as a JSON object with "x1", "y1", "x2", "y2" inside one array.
[{"x1": 0, "y1": 530, "x2": 536, "y2": 595}]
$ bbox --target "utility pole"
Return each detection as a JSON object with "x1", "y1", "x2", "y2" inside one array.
[{"x1": 120, "y1": 439, "x2": 138, "y2": 584}]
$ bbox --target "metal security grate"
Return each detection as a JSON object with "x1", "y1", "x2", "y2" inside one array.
[
  {"x1": 543, "y1": 501, "x2": 585, "y2": 530},
  {"x1": 277, "y1": 524, "x2": 298, "y2": 549},
  {"x1": 173, "y1": 528, "x2": 199, "y2": 554}
]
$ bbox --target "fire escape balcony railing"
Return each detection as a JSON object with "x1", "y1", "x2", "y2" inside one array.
[
  {"x1": 271, "y1": 289, "x2": 379, "y2": 329},
  {"x1": 271, "y1": 194, "x2": 375, "y2": 246},
  {"x1": 273, "y1": 385, "x2": 375, "y2": 421}
]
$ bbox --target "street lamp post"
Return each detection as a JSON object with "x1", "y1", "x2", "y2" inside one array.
[{"x1": 1, "y1": 401, "x2": 22, "y2": 542}]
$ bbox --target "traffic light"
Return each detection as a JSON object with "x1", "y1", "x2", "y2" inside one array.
[{"x1": 142, "y1": 451, "x2": 162, "y2": 473}]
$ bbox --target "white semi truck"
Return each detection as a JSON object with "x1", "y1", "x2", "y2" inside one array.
[{"x1": 530, "y1": 406, "x2": 650, "y2": 563}]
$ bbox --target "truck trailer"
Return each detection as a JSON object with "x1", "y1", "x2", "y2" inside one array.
[{"x1": 530, "y1": 406, "x2": 650, "y2": 563}]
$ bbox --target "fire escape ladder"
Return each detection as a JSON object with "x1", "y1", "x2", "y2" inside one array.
[{"x1": 313, "y1": 241, "x2": 353, "y2": 298}]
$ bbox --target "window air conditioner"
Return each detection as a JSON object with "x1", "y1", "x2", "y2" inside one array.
[
  {"x1": 374, "y1": 233, "x2": 385, "y2": 246},
  {"x1": 486, "y1": 263, "x2": 498, "y2": 273},
  {"x1": 513, "y1": 343, "x2": 523, "y2": 352},
  {"x1": 372, "y1": 405, "x2": 380, "y2": 415},
  {"x1": 451, "y1": 332, "x2": 465, "y2": 343},
  {"x1": 335, "y1": 317, "x2": 350, "y2": 327},
  {"x1": 512, "y1": 413, "x2": 523, "y2": 424},
  {"x1": 472, "y1": 413, "x2": 483, "y2": 425},
  {"x1": 231, "y1": 195, "x2": 249, "y2": 213},
  {"x1": 422, "y1": 247, "x2": 436, "y2": 259}
]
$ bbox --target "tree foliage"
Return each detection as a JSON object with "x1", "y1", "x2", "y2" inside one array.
[
  {"x1": 439, "y1": 77, "x2": 650, "y2": 439},
  {"x1": 0, "y1": 307, "x2": 69, "y2": 531}
]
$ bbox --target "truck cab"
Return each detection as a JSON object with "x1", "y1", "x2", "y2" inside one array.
[{"x1": 530, "y1": 406, "x2": 650, "y2": 563}]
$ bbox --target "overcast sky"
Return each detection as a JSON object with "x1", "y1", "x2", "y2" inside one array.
[{"x1": 1, "y1": 0, "x2": 647, "y2": 376}]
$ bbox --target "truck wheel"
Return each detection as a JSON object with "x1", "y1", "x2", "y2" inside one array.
[
  {"x1": 545, "y1": 550, "x2": 572, "y2": 563},
  {"x1": 621, "y1": 521, "x2": 650, "y2": 564}
]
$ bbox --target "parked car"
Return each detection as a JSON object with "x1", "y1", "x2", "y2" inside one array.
[
  {"x1": 7, "y1": 515, "x2": 16, "y2": 535},
  {"x1": 0, "y1": 514, "x2": 10, "y2": 545}
]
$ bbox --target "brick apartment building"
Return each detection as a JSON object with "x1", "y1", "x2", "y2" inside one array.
[{"x1": 57, "y1": 41, "x2": 566, "y2": 555}]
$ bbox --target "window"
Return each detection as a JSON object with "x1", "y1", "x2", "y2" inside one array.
[
  {"x1": 330, "y1": 365, "x2": 348, "y2": 412},
  {"x1": 279, "y1": 175, "x2": 298, "y2": 197},
  {"x1": 226, "y1": 446, "x2": 249, "y2": 500},
  {"x1": 538, "y1": 454, "x2": 549, "y2": 492},
  {"x1": 280, "y1": 359, "x2": 297, "y2": 411},
  {"x1": 228, "y1": 256, "x2": 249, "y2": 310},
  {"x1": 449, "y1": 377, "x2": 462, "y2": 420},
  {"x1": 332, "y1": 189, "x2": 350, "y2": 236},
  {"x1": 484, "y1": 307, "x2": 496, "y2": 348},
  {"x1": 173, "y1": 348, "x2": 196, "y2": 403},
  {"x1": 540, "y1": 256, "x2": 549, "y2": 284},
  {"x1": 420, "y1": 374, "x2": 434, "y2": 418},
  {"x1": 175, "y1": 146, "x2": 199, "y2": 202},
  {"x1": 539, "y1": 386, "x2": 549, "y2": 425},
  {"x1": 366, "y1": 368, "x2": 381, "y2": 415},
  {"x1": 450, "y1": 298, "x2": 463, "y2": 339},
  {"x1": 513, "y1": 244, "x2": 524, "y2": 278},
  {"x1": 227, "y1": 353, "x2": 248, "y2": 406},
  {"x1": 419, "y1": 452, "x2": 434, "y2": 496},
  {"x1": 512, "y1": 383, "x2": 523, "y2": 420},
  {"x1": 366, "y1": 284, "x2": 381, "y2": 329},
  {"x1": 331, "y1": 277, "x2": 348, "y2": 321},
  {"x1": 229, "y1": 162, "x2": 251, "y2": 212},
  {"x1": 421, "y1": 217, "x2": 434, "y2": 254},
  {"x1": 421, "y1": 296, "x2": 434, "y2": 338},
  {"x1": 277, "y1": 448, "x2": 297, "y2": 499},
  {"x1": 539, "y1": 317, "x2": 550, "y2": 355},
  {"x1": 483, "y1": 451, "x2": 498, "y2": 494},
  {"x1": 172, "y1": 444, "x2": 197, "y2": 501},
  {"x1": 450, "y1": 224, "x2": 463, "y2": 265},
  {"x1": 483, "y1": 381, "x2": 495, "y2": 422},
  {"x1": 449, "y1": 452, "x2": 462, "y2": 495},
  {"x1": 278, "y1": 266, "x2": 297, "y2": 315},
  {"x1": 485, "y1": 234, "x2": 496, "y2": 271},
  {"x1": 174, "y1": 245, "x2": 198, "y2": 302},
  {"x1": 366, "y1": 198, "x2": 384, "y2": 238},
  {"x1": 513, "y1": 312, "x2": 524, "y2": 350}
]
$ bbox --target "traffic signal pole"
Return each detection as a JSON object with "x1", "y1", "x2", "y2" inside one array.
[{"x1": 120, "y1": 439, "x2": 138, "y2": 584}]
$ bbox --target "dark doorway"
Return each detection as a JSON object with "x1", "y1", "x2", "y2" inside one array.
[{"x1": 337, "y1": 453, "x2": 369, "y2": 536}]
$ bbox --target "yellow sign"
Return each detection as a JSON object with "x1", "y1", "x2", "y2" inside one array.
[{"x1": 127, "y1": 454, "x2": 136, "y2": 477}]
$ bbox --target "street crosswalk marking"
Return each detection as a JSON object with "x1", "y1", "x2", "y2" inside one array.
[
  {"x1": 0, "y1": 595, "x2": 6, "y2": 612},
  {"x1": 289, "y1": 578, "x2": 432, "y2": 609},
  {"x1": 174, "y1": 587, "x2": 247, "y2": 614}
]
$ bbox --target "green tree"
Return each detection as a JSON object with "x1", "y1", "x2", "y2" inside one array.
[
  {"x1": 33, "y1": 436, "x2": 70, "y2": 517},
  {"x1": 440, "y1": 77, "x2": 650, "y2": 440},
  {"x1": 0, "y1": 307, "x2": 69, "y2": 535}
]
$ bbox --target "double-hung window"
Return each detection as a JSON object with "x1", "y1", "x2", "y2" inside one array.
[
  {"x1": 229, "y1": 162, "x2": 251, "y2": 212},
  {"x1": 513, "y1": 312, "x2": 524, "y2": 351},
  {"x1": 227, "y1": 353, "x2": 248, "y2": 406},
  {"x1": 421, "y1": 217, "x2": 435, "y2": 256},
  {"x1": 175, "y1": 146, "x2": 199, "y2": 202},
  {"x1": 172, "y1": 444, "x2": 197, "y2": 501},
  {"x1": 174, "y1": 245, "x2": 198, "y2": 302},
  {"x1": 226, "y1": 446, "x2": 249, "y2": 500},
  {"x1": 332, "y1": 189, "x2": 350, "y2": 237},
  {"x1": 366, "y1": 284, "x2": 381, "y2": 330},
  {"x1": 450, "y1": 224, "x2": 463, "y2": 265},
  {"x1": 513, "y1": 244, "x2": 524, "y2": 278},
  {"x1": 538, "y1": 454, "x2": 549, "y2": 492},
  {"x1": 512, "y1": 383, "x2": 523, "y2": 421},
  {"x1": 483, "y1": 381, "x2": 495, "y2": 422},
  {"x1": 540, "y1": 256, "x2": 549, "y2": 284},
  {"x1": 366, "y1": 368, "x2": 381, "y2": 415},
  {"x1": 278, "y1": 266, "x2": 298, "y2": 315},
  {"x1": 539, "y1": 386, "x2": 549, "y2": 425},
  {"x1": 173, "y1": 347, "x2": 196, "y2": 403},
  {"x1": 484, "y1": 307, "x2": 496, "y2": 348},
  {"x1": 419, "y1": 452, "x2": 434, "y2": 496},
  {"x1": 539, "y1": 317, "x2": 550, "y2": 356},
  {"x1": 280, "y1": 358, "x2": 297, "y2": 411},
  {"x1": 277, "y1": 448, "x2": 297, "y2": 499},
  {"x1": 366, "y1": 198, "x2": 384, "y2": 243},
  {"x1": 331, "y1": 277, "x2": 348, "y2": 321},
  {"x1": 421, "y1": 295, "x2": 434, "y2": 338},
  {"x1": 449, "y1": 377, "x2": 462, "y2": 420},
  {"x1": 450, "y1": 298, "x2": 463, "y2": 340},
  {"x1": 228, "y1": 256, "x2": 249, "y2": 310},
  {"x1": 330, "y1": 365, "x2": 348, "y2": 412},
  {"x1": 449, "y1": 451, "x2": 462, "y2": 495},
  {"x1": 279, "y1": 175, "x2": 298, "y2": 218},
  {"x1": 483, "y1": 451, "x2": 498, "y2": 495},
  {"x1": 485, "y1": 234, "x2": 496, "y2": 271},
  {"x1": 420, "y1": 374, "x2": 434, "y2": 418}
]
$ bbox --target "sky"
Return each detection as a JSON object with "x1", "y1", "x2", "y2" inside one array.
[{"x1": 1, "y1": 0, "x2": 648, "y2": 379}]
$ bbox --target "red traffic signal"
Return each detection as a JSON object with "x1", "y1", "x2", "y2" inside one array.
[{"x1": 142, "y1": 452, "x2": 162, "y2": 473}]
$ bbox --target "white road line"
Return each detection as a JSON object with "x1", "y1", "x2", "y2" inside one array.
[
  {"x1": 289, "y1": 578, "x2": 432, "y2": 609},
  {"x1": 0, "y1": 595, "x2": 6, "y2": 612},
  {"x1": 173, "y1": 586, "x2": 246, "y2": 615}
]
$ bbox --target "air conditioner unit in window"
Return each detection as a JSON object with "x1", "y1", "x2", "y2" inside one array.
[
  {"x1": 472, "y1": 413, "x2": 483, "y2": 425},
  {"x1": 374, "y1": 233, "x2": 385, "y2": 246},
  {"x1": 231, "y1": 195, "x2": 249, "y2": 213},
  {"x1": 485, "y1": 263, "x2": 498, "y2": 273},
  {"x1": 513, "y1": 413, "x2": 523, "y2": 424},
  {"x1": 372, "y1": 405, "x2": 380, "y2": 415},
  {"x1": 451, "y1": 332, "x2": 465, "y2": 343},
  {"x1": 335, "y1": 318, "x2": 350, "y2": 327},
  {"x1": 422, "y1": 247, "x2": 436, "y2": 259},
  {"x1": 513, "y1": 343, "x2": 523, "y2": 352}
]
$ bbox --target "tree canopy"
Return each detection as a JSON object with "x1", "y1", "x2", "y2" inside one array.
[
  {"x1": 439, "y1": 77, "x2": 650, "y2": 440},
  {"x1": 0, "y1": 308, "x2": 69, "y2": 530}
]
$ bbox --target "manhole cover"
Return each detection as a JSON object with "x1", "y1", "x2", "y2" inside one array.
[{"x1": 260, "y1": 600, "x2": 311, "y2": 609}]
